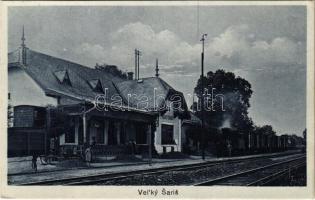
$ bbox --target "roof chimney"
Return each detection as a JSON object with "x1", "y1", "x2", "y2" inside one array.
[
  {"x1": 134, "y1": 49, "x2": 141, "y2": 80},
  {"x1": 127, "y1": 72, "x2": 134, "y2": 80},
  {"x1": 155, "y1": 58, "x2": 159, "y2": 77},
  {"x1": 20, "y1": 26, "x2": 27, "y2": 66}
]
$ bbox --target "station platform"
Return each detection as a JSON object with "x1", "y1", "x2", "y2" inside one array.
[{"x1": 7, "y1": 150, "x2": 300, "y2": 185}]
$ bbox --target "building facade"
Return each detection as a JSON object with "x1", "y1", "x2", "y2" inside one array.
[{"x1": 8, "y1": 37, "x2": 195, "y2": 156}]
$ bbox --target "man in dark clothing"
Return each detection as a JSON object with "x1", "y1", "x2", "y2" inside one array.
[{"x1": 32, "y1": 152, "x2": 38, "y2": 172}]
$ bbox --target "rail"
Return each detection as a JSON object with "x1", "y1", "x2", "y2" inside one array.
[
  {"x1": 19, "y1": 153, "x2": 305, "y2": 186},
  {"x1": 193, "y1": 156, "x2": 306, "y2": 186}
]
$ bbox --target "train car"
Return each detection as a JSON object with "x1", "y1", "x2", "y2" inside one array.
[
  {"x1": 279, "y1": 135, "x2": 289, "y2": 150},
  {"x1": 287, "y1": 135, "x2": 305, "y2": 150},
  {"x1": 271, "y1": 135, "x2": 279, "y2": 152},
  {"x1": 214, "y1": 127, "x2": 304, "y2": 157},
  {"x1": 13, "y1": 105, "x2": 46, "y2": 128},
  {"x1": 8, "y1": 127, "x2": 47, "y2": 157},
  {"x1": 247, "y1": 132, "x2": 256, "y2": 153},
  {"x1": 220, "y1": 128, "x2": 247, "y2": 156},
  {"x1": 8, "y1": 105, "x2": 48, "y2": 157}
]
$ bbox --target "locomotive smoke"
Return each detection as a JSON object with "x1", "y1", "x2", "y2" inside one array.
[
  {"x1": 217, "y1": 91, "x2": 243, "y2": 130},
  {"x1": 220, "y1": 117, "x2": 232, "y2": 129}
]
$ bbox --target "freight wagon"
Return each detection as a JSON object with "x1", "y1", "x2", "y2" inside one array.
[{"x1": 8, "y1": 105, "x2": 48, "y2": 157}]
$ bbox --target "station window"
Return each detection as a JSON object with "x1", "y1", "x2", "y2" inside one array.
[{"x1": 161, "y1": 124, "x2": 175, "y2": 145}]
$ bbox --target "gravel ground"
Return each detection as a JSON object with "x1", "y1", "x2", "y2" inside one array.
[
  {"x1": 8, "y1": 157, "x2": 58, "y2": 174},
  {"x1": 98, "y1": 155, "x2": 305, "y2": 185},
  {"x1": 8, "y1": 158, "x2": 204, "y2": 184},
  {"x1": 8, "y1": 150, "x2": 301, "y2": 185},
  {"x1": 264, "y1": 164, "x2": 306, "y2": 186}
]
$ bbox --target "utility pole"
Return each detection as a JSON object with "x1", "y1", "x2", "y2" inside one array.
[
  {"x1": 200, "y1": 33, "x2": 207, "y2": 160},
  {"x1": 137, "y1": 49, "x2": 141, "y2": 79},
  {"x1": 45, "y1": 107, "x2": 51, "y2": 156},
  {"x1": 135, "y1": 49, "x2": 138, "y2": 80},
  {"x1": 137, "y1": 50, "x2": 140, "y2": 80},
  {"x1": 21, "y1": 25, "x2": 27, "y2": 65},
  {"x1": 148, "y1": 124, "x2": 152, "y2": 166},
  {"x1": 155, "y1": 58, "x2": 159, "y2": 77}
]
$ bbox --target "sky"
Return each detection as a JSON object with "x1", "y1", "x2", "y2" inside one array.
[{"x1": 8, "y1": 5, "x2": 306, "y2": 136}]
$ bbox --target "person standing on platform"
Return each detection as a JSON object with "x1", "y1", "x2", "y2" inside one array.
[
  {"x1": 31, "y1": 152, "x2": 38, "y2": 172},
  {"x1": 85, "y1": 147, "x2": 92, "y2": 167}
]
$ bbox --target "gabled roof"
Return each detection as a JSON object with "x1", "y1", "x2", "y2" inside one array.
[
  {"x1": 115, "y1": 77, "x2": 188, "y2": 111},
  {"x1": 8, "y1": 48, "x2": 123, "y2": 103},
  {"x1": 8, "y1": 47, "x2": 188, "y2": 113}
]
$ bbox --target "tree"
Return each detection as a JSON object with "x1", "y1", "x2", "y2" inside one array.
[
  {"x1": 254, "y1": 125, "x2": 276, "y2": 136},
  {"x1": 193, "y1": 69, "x2": 253, "y2": 132},
  {"x1": 303, "y1": 128, "x2": 306, "y2": 145},
  {"x1": 95, "y1": 63, "x2": 127, "y2": 79}
]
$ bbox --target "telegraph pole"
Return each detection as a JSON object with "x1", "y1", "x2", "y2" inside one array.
[
  {"x1": 21, "y1": 25, "x2": 27, "y2": 65},
  {"x1": 200, "y1": 33, "x2": 207, "y2": 160},
  {"x1": 155, "y1": 59, "x2": 159, "y2": 77},
  {"x1": 135, "y1": 49, "x2": 138, "y2": 80},
  {"x1": 137, "y1": 49, "x2": 141, "y2": 79}
]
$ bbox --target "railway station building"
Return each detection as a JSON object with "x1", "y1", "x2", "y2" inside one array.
[{"x1": 8, "y1": 37, "x2": 199, "y2": 157}]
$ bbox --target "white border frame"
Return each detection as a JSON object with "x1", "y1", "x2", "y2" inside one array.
[{"x1": 0, "y1": 1, "x2": 314, "y2": 198}]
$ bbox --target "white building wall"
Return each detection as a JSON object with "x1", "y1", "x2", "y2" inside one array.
[
  {"x1": 153, "y1": 99, "x2": 185, "y2": 154},
  {"x1": 154, "y1": 114, "x2": 182, "y2": 154},
  {"x1": 8, "y1": 67, "x2": 57, "y2": 107}
]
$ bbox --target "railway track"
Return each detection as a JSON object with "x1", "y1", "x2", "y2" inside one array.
[
  {"x1": 193, "y1": 156, "x2": 306, "y2": 186},
  {"x1": 19, "y1": 152, "x2": 305, "y2": 186},
  {"x1": 20, "y1": 156, "x2": 261, "y2": 185}
]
